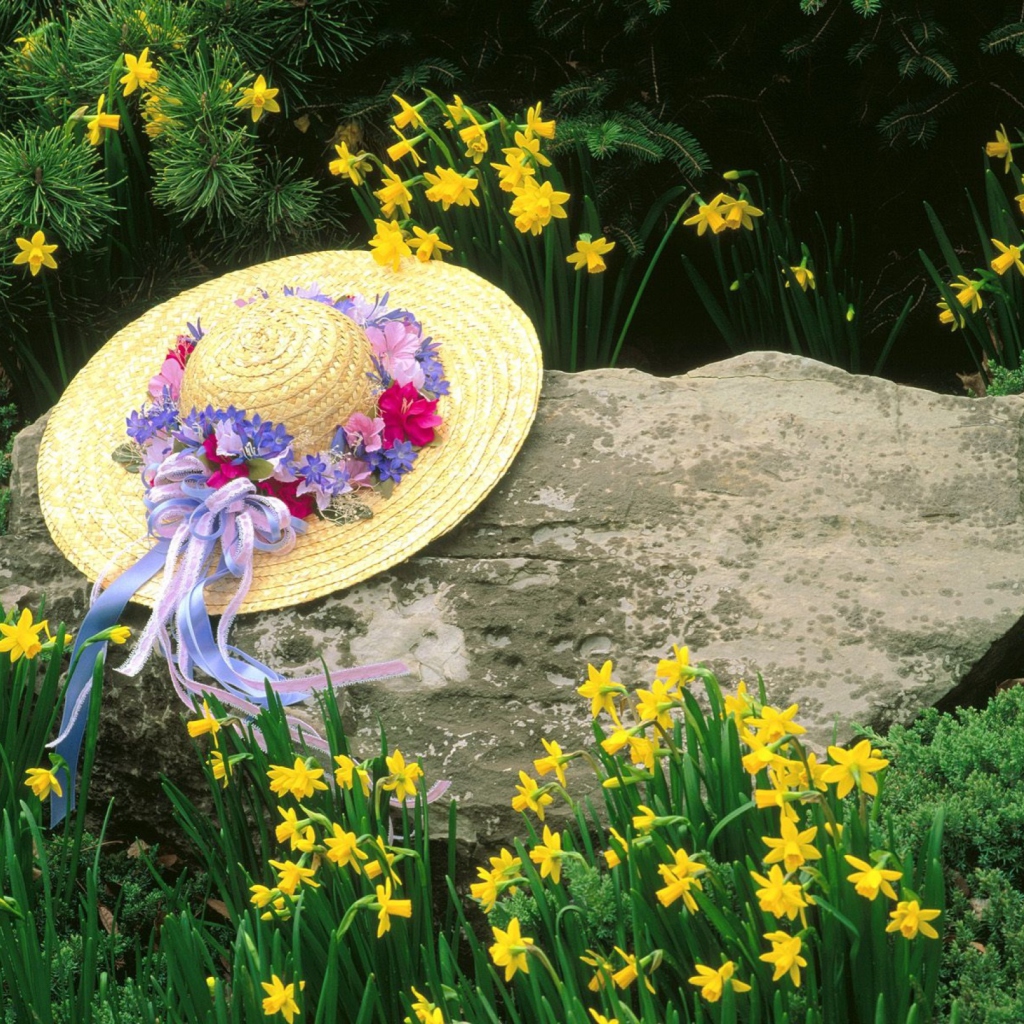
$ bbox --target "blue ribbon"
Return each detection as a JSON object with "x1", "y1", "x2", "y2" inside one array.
[{"x1": 49, "y1": 543, "x2": 169, "y2": 826}]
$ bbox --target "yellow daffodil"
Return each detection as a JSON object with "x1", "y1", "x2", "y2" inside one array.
[
  {"x1": 459, "y1": 120, "x2": 490, "y2": 164},
  {"x1": 718, "y1": 195, "x2": 764, "y2": 230},
  {"x1": 86, "y1": 93, "x2": 121, "y2": 146},
  {"x1": 334, "y1": 753, "x2": 371, "y2": 795},
  {"x1": 886, "y1": 899, "x2": 941, "y2": 939},
  {"x1": 510, "y1": 179, "x2": 570, "y2": 236},
  {"x1": 844, "y1": 854, "x2": 901, "y2": 901},
  {"x1": 785, "y1": 265, "x2": 816, "y2": 291},
  {"x1": 260, "y1": 974, "x2": 300, "y2": 1023},
  {"x1": 362, "y1": 836, "x2": 400, "y2": 883},
  {"x1": 611, "y1": 946, "x2": 657, "y2": 993},
  {"x1": 588, "y1": 1012, "x2": 619, "y2": 1024},
  {"x1": 407, "y1": 226, "x2": 452, "y2": 263},
  {"x1": 275, "y1": 807, "x2": 314, "y2": 850},
  {"x1": 578, "y1": 660, "x2": 626, "y2": 718},
  {"x1": 762, "y1": 817, "x2": 821, "y2": 872},
  {"x1": 187, "y1": 699, "x2": 221, "y2": 738},
  {"x1": 373, "y1": 166, "x2": 413, "y2": 219},
  {"x1": 470, "y1": 848, "x2": 522, "y2": 912},
  {"x1": 655, "y1": 846, "x2": 706, "y2": 911},
  {"x1": 724, "y1": 679, "x2": 754, "y2": 721},
  {"x1": 209, "y1": 750, "x2": 229, "y2": 787},
  {"x1": 747, "y1": 703, "x2": 806, "y2": 744},
  {"x1": 375, "y1": 878, "x2": 412, "y2": 936},
  {"x1": 684, "y1": 194, "x2": 728, "y2": 236},
  {"x1": 408, "y1": 988, "x2": 444, "y2": 1024},
  {"x1": 687, "y1": 961, "x2": 751, "y2": 1003},
  {"x1": 511, "y1": 770, "x2": 553, "y2": 820},
  {"x1": 759, "y1": 931, "x2": 807, "y2": 986},
  {"x1": 386, "y1": 127, "x2": 426, "y2": 166},
  {"x1": 120, "y1": 47, "x2": 159, "y2": 96},
  {"x1": 266, "y1": 757, "x2": 328, "y2": 799},
  {"x1": 105, "y1": 626, "x2": 131, "y2": 644},
  {"x1": 490, "y1": 151, "x2": 536, "y2": 192},
  {"x1": 0, "y1": 607, "x2": 48, "y2": 660},
  {"x1": 603, "y1": 826, "x2": 629, "y2": 868},
  {"x1": 986, "y1": 124, "x2": 1014, "y2": 174},
  {"x1": 12, "y1": 231, "x2": 58, "y2": 277},
  {"x1": 636, "y1": 678, "x2": 679, "y2": 731},
  {"x1": 269, "y1": 858, "x2": 320, "y2": 895},
  {"x1": 369, "y1": 218, "x2": 411, "y2": 271},
  {"x1": 821, "y1": 739, "x2": 888, "y2": 798},
  {"x1": 235, "y1": 74, "x2": 280, "y2": 123},
  {"x1": 750, "y1": 864, "x2": 812, "y2": 920},
  {"x1": 489, "y1": 917, "x2": 533, "y2": 980},
  {"x1": 249, "y1": 884, "x2": 277, "y2": 908},
  {"x1": 524, "y1": 101, "x2": 556, "y2": 140},
  {"x1": 25, "y1": 766, "x2": 62, "y2": 800},
  {"x1": 382, "y1": 748, "x2": 423, "y2": 801},
  {"x1": 990, "y1": 238, "x2": 1024, "y2": 277},
  {"x1": 444, "y1": 94, "x2": 470, "y2": 127},
  {"x1": 950, "y1": 275, "x2": 983, "y2": 312},
  {"x1": 329, "y1": 141, "x2": 373, "y2": 186},
  {"x1": 533, "y1": 737, "x2": 572, "y2": 786},
  {"x1": 655, "y1": 643, "x2": 690, "y2": 688},
  {"x1": 628, "y1": 734, "x2": 657, "y2": 771},
  {"x1": 529, "y1": 825, "x2": 565, "y2": 883},
  {"x1": 506, "y1": 130, "x2": 551, "y2": 168},
  {"x1": 423, "y1": 165, "x2": 480, "y2": 210},
  {"x1": 937, "y1": 299, "x2": 964, "y2": 330},
  {"x1": 324, "y1": 823, "x2": 368, "y2": 871},
  {"x1": 391, "y1": 93, "x2": 426, "y2": 131},
  {"x1": 567, "y1": 235, "x2": 616, "y2": 274}
]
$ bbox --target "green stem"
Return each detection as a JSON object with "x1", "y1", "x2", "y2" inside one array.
[
  {"x1": 609, "y1": 195, "x2": 697, "y2": 367},
  {"x1": 569, "y1": 264, "x2": 582, "y2": 372},
  {"x1": 41, "y1": 277, "x2": 67, "y2": 388}
]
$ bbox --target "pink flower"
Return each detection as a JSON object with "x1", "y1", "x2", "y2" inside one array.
[
  {"x1": 367, "y1": 319, "x2": 425, "y2": 388},
  {"x1": 378, "y1": 382, "x2": 441, "y2": 448},
  {"x1": 343, "y1": 412, "x2": 385, "y2": 453},
  {"x1": 344, "y1": 457, "x2": 374, "y2": 488},
  {"x1": 147, "y1": 338, "x2": 195, "y2": 402},
  {"x1": 202, "y1": 433, "x2": 249, "y2": 489}
]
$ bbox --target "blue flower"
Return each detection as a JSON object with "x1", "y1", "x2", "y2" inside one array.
[
  {"x1": 297, "y1": 453, "x2": 330, "y2": 490},
  {"x1": 416, "y1": 336, "x2": 448, "y2": 396},
  {"x1": 372, "y1": 440, "x2": 417, "y2": 483},
  {"x1": 244, "y1": 414, "x2": 292, "y2": 459}
]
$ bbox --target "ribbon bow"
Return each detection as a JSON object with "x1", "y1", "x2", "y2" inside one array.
[{"x1": 50, "y1": 452, "x2": 408, "y2": 825}]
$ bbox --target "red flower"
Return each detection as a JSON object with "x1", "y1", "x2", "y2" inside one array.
[
  {"x1": 378, "y1": 382, "x2": 441, "y2": 447},
  {"x1": 257, "y1": 477, "x2": 316, "y2": 519}
]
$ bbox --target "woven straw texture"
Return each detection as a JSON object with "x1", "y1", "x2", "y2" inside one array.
[{"x1": 38, "y1": 251, "x2": 543, "y2": 614}]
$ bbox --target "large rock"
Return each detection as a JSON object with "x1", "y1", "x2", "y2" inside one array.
[{"x1": 4, "y1": 352, "x2": 1024, "y2": 844}]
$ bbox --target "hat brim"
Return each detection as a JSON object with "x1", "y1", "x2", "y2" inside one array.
[{"x1": 38, "y1": 251, "x2": 543, "y2": 614}]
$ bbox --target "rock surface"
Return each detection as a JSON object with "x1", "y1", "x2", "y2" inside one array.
[{"x1": 5, "y1": 351, "x2": 1024, "y2": 845}]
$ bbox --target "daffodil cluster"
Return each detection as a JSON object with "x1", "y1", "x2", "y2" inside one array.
[
  {"x1": 470, "y1": 644, "x2": 946, "y2": 1021},
  {"x1": 327, "y1": 92, "x2": 592, "y2": 273}
]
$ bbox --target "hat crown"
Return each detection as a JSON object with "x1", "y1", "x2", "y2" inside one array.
[{"x1": 177, "y1": 297, "x2": 375, "y2": 456}]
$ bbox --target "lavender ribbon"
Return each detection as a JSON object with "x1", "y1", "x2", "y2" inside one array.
[{"x1": 50, "y1": 456, "x2": 409, "y2": 825}]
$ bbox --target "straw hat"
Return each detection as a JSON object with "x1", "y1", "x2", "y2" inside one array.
[{"x1": 38, "y1": 250, "x2": 543, "y2": 614}]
